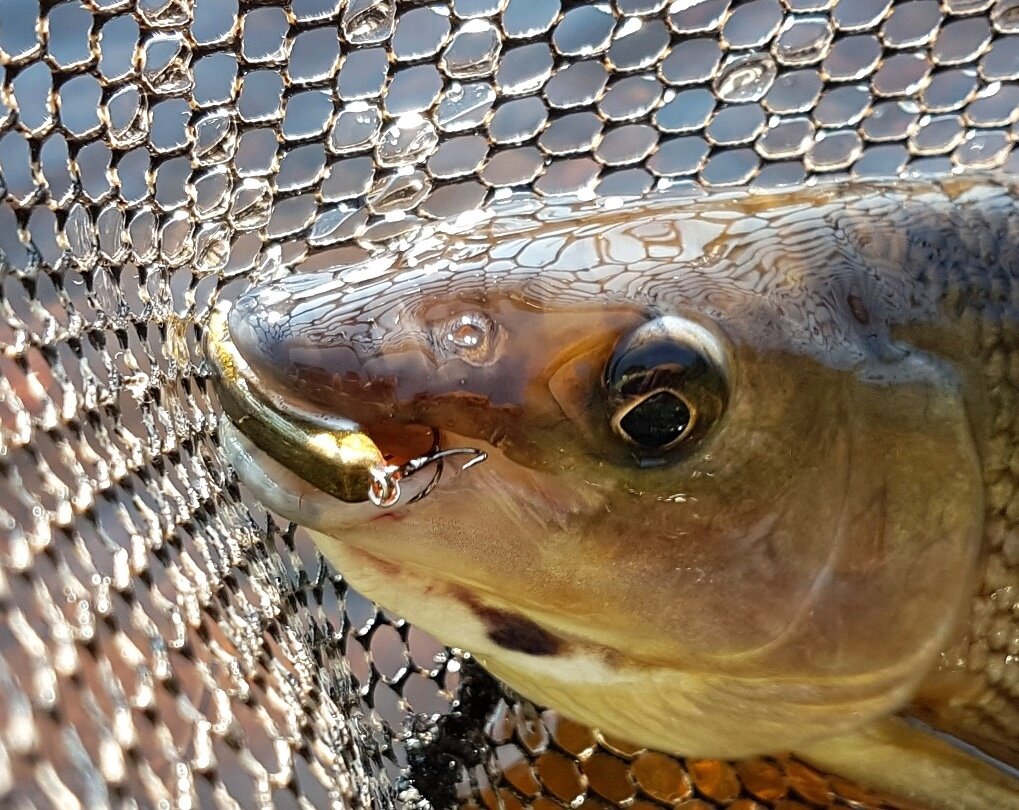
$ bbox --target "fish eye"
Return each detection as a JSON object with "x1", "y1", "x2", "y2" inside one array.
[
  {"x1": 604, "y1": 317, "x2": 729, "y2": 456},
  {"x1": 436, "y1": 310, "x2": 501, "y2": 366}
]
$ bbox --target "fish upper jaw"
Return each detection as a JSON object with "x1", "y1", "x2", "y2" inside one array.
[{"x1": 226, "y1": 280, "x2": 387, "y2": 413}]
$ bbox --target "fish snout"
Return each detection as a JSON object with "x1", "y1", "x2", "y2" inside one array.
[{"x1": 227, "y1": 278, "x2": 405, "y2": 413}]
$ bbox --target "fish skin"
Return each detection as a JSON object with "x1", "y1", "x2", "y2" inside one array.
[{"x1": 215, "y1": 177, "x2": 1019, "y2": 806}]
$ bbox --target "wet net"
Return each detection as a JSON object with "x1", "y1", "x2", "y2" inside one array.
[{"x1": 1, "y1": 0, "x2": 1017, "y2": 807}]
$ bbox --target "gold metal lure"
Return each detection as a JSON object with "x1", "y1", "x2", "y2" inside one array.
[{"x1": 206, "y1": 305, "x2": 486, "y2": 508}]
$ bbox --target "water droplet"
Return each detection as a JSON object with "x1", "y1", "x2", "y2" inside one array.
[
  {"x1": 553, "y1": 4, "x2": 616, "y2": 56},
  {"x1": 515, "y1": 702, "x2": 549, "y2": 755},
  {"x1": 137, "y1": 0, "x2": 192, "y2": 28},
  {"x1": 229, "y1": 179, "x2": 273, "y2": 231},
  {"x1": 367, "y1": 170, "x2": 432, "y2": 214},
  {"x1": 774, "y1": 16, "x2": 834, "y2": 66},
  {"x1": 193, "y1": 111, "x2": 237, "y2": 165},
  {"x1": 375, "y1": 114, "x2": 439, "y2": 166},
  {"x1": 66, "y1": 204, "x2": 97, "y2": 265},
  {"x1": 806, "y1": 130, "x2": 864, "y2": 171},
  {"x1": 159, "y1": 211, "x2": 194, "y2": 266},
  {"x1": 193, "y1": 223, "x2": 230, "y2": 276},
  {"x1": 435, "y1": 82, "x2": 496, "y2": 131},
  {"x1": 97, "y1": 205, "x2": 128, "y2": 262},
  {"x1": 342, "y1": 0, "x2": 396, "y2": 45},
  {"x1": 713, "y1": 53, "x2": 777, "y2": 102},
  {"x1": 309, "y1": 205, "x2": 369, "y2": 246},
  {"x1": 945, "y1": 0, "x2": 993, "y2": 10},
  {"x1": 953, "y1": 130, "x2": 1011, "y2": 168},
  {"x1": 440, "y1": 20, "x2": 502, "y2": 78},
  {"x1": 106, "y1": 86, "x2": 149, "y2": 149},
  {"x1": 163, "y1": 315, "x2": 192, "y2": 367},
  {"x1": 140, "y1": 33, "x2": 193, "y2": 95},
  {"x1": 328, "y1": 103, "x2": 382, "y2": 154}
]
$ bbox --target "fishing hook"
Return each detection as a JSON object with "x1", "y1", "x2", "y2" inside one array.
[{"x1": 367, "y1": 439, "x2": 487, "y2": 508}]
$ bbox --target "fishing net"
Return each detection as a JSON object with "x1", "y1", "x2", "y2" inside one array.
[{"x1": 1, "y1": 0, "x2": 1017, "y2": 807}]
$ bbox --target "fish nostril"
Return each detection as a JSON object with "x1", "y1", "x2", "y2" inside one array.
[
  {"x1": 616, "y1": 390, "x2": 692, "y2": 450},
  {"x1": 449, "y1": 318, "x2": 486, "y2": 349},
  {"x1": 434, "y1": 310, "x2": 502, "y2": 366}
]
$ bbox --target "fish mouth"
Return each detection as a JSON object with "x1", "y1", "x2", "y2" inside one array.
[{"x1": 205, "y1": 303, "x2": 463, "y2": 508}]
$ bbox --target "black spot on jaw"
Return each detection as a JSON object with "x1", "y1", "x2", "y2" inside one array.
[
  {"x1": 453, "y1": 588, "x2": 563, "y2": 656},
  {"x1": 480, "y1": 607, "x2": 562, "y2": 656}
]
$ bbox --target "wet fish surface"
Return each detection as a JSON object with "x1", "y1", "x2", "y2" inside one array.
[{"x1": 208, "y1": 177, "x2": 1019, "y2": 809}]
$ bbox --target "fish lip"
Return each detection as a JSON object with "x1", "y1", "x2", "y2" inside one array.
[{"x1": 205, "y1": 301, "x2": 443, "y2": 505}]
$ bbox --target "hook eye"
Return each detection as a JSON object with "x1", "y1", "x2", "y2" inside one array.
[
  {"x1": 366, "y1": 447, "x2": 488, "y2": 509},
  {"x1": 368, "y1": 468, "x2": 401, "y2": 508}
]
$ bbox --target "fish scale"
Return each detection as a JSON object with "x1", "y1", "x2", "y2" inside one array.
[
  {"x1": 952, "y1": 301, "x2": 1019, "y2": 758},
  {"x1": 847, "y1": 185, "x2": 1019, "y2": 762}
]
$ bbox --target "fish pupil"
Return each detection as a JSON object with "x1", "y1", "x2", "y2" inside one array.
[{"x1": 618, "y1": 391, "x2": 691, "y2": 449}]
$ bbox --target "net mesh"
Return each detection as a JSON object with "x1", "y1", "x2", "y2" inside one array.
[{"x1": 1, "y1": 0, "x2": 1017, "y2": 807}]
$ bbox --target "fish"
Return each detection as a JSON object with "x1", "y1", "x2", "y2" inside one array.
[{"x1": 207, "y1": 176, "x2": 1019, "y2": 809}]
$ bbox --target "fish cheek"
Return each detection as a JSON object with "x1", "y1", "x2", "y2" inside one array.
[
  {"x1": 560, "y1": 348, "x2": 979, "y2": 673},
  {"x1": 709, "y1": 350, "x2": 982, "y2": 672}
]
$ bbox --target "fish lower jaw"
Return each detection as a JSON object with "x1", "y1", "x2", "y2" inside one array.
[
  {"x1": 223, "y1": 419, "x2": 935, "y2": 758},
  {"x1": 480, "y1": 650, "x2": 926, "y2": 760},
  {"x1": 304, "y1": 522, "x2": 928, "y2": 761}
]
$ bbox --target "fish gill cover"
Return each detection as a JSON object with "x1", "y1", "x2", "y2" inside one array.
[{"x1": 0, "y1": 0, "x2": 1017, "y2": 808}]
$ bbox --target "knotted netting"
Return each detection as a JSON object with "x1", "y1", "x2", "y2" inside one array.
[{"x1": 1, "y1": 0, "x2": 1018, "y2": 807}]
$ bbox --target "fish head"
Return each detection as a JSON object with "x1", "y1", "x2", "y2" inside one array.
[
  {"x1": 222, "y1": 191, "x2": 984, "y2": 755},
  {"x1": 229, "y1": 278, "x2": 727, "y2": 472}
]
